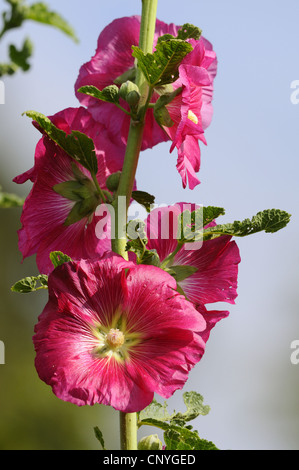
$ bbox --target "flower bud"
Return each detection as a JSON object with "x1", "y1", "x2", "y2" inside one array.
[
  {"x1": 119, "y1": 80, "x2": 141, "y2": 107},
  {"x1": 138, "y1": 434, "x2": 163, "y2": 450},
  {"x1": 106, "y1": 171, "x2": 121, "y2": 192}
]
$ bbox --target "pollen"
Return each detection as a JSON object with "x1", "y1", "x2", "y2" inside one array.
[
  {"x1": 106, "y1": 328, "x2": 125, "y2": 350},
  {"x1": 187, "y1": 110, "x2": 199, "y2": 124}
]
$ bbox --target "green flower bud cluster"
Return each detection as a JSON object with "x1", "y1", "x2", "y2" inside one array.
[{"x1": 119, "y1": 80, "x2": 141, "y2": 107}]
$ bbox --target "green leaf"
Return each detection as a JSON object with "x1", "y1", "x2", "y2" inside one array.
[
  {"x1": 131, "y1": 190, "x2": 155, "y2": 213},
  {"x1": 158, "y1": 23, "x2": 202, "y2": 43},
  {"x1": 178, "y1": 206, "x2": 225, "y2": 240},
  {"x1": 24, "y1": 2, "x2": 78, "y2": 42},
  {"x1": 173, "y1": 391, "x2": 210, "y2": 424},
  {"x1": 11, "y1": 274, "x2": 48, "y2": 293},
  {"x1": 164, "y1": 426, "x2": 218, "y2": 450},
  {"x1": 203, "y1": 209, "x2": 291, "y2": 240},
  {"x1": 138, "y1": 393, "x2": 218, "y2": 451},
  {"x1": 93, "y1": 426, "x2": 106, "y2": 450},
  {"x1": 139, "y1": 392, "x2": 210, "y2": 426},
  {"x1": 176, "y1": 23, "x2": 202, "y2": 41},
  {"x1": 49, "y1": 251, "x2": 72, "y2": 268},
  {"x1": 0, "y1": 186, "x2": 24, "y2": 207},
  {"x1": 23, "y1": 111, "x2": 98, "y2": 175},
  {"x1": 77, "y1": 85, "x2": 120, "y2": 105},
  {"x1": 132, "y1": 39, "x2": 193, "y2": 87},
  {"x1": 139, "y1": 398, "x2": 174, "y2": 423},
  {"x1": 9, "y1": 37, "x2": 33, "y2": 71},
  {"x1": 202, "y1": 206, "x2": 226, "y2": 227}
]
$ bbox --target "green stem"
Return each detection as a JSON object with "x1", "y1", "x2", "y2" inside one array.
[
  {"x1": 120, "y1": 412, "x2": 138, "y2": 450},
  {"x1": 111, "y1": 0, "x2": 158, "y2": 451},
  {"x1": 111, "y1": 0, "x2": 158, "y2": 260},
  {"x1": 91, "y1": 172, "x2": 107, "y2": 203}
]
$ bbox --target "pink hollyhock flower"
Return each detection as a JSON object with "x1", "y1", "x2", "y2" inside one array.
[
  {"x1": 163, "y1": 39, "x2": 217, "y2": 189},
  {"x1": 33, "y1": 255, "x2": 207, "y2": 412},
  {"x1": 74, "y1": 16, "x2": 217, "y2": 189},
  {"x1": 14, "y1": 107, "x2": 126, "y2": 274},
  {"x1": 144, "y1": 203, "x2": 240, "y2": 310}
]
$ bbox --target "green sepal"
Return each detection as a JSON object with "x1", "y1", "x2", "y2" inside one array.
[
  {"x1": 49, "y1": 251, "x2": 72, "y2": 268},
  {"x1": 114, "y1": 67, "x2": 136, "y2": 85},
  {"x1": 132, "y1": 39, "x2": 193, "y2": 87},
  {"x1": 63, "y1": 194, "x2": 100, "y2": 226},
  {"x1": 53, "y1": 177, "x2": 99, "y2": 202},
  {"x1": 154, "y1": 105, "x2": 173, "y2": 128},
  {"x1": 23, "y1": 111, "x2": 98, "y2": 175},
  {"x1": 153, "y1": 87, "x2": 182, "y2": 128},
  {"x1": 166, "y1": 265, "x2": 198, "y2": 282},
  {"x1": 139, "y1": 249, "x2": 161, "y2": 267},
  {"x1": 53, "y1": 180, "x2": 86, "y2": 201},
  {"x1": 11, "y1": 274, "x2": 48, "y2": 293}
]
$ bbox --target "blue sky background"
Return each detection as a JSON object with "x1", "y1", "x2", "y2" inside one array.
[{"x1": 0, "y1": 0, "x2": 299, "y2": 450}]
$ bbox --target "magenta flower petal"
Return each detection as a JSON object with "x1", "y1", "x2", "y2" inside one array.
[
  {"x1": 33, "y1": 256, "x2": 207, "y2": 412},
  {"x1": 14, "y1": 107, "x2": 125, "y2": 274},
  {"x1": 163, "y1": 39, "x2": 217, "y2": 189},
  {"x1": 75, "y1": 16, "x2": 217, "y2": 188},
  {"x1": 75, "y1": 16, "x2": 173, "y2": 151},
  {"x1": 145, "y1": 203, "x2": 241, "y2": 307}
]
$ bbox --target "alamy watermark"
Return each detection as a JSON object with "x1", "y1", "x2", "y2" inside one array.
[
  {"x1": 290, "y1": 340, "x2": 299, "y2": 365},
  {"x1": 290, "y1": 80, "x2": 299, "y2": 105},
  {"x1": 0, "y1": 341, "x2": 5, "y2": 364},
  {"x1": 0, "y1": 80, "x2": 4, "y2": 104},
  {"x1": 94, "y1": 199, "x2": 204, "y2": 251}
]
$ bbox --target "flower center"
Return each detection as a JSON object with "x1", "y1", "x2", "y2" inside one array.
[
  {"x1": 187, "y1": 110, "x2": 198, "y2": 124},
  {"x1": 106, "y1": 328, "x2": 125, "y2": 350}
]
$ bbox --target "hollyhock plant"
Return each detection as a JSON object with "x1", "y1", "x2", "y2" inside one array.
[
  {"x1": 33, "y1": 255, "x2": 208, "y2": 412},
  {"x1": 14, "y1": 107, "x2": 126, "y2": 274},
  {"x1": 143, "y1": 203, "x2": 241, "y2": 308},
  {"x1": 74, "y1": 16, "x2": 217, "y2": 189},
  {"x1": 9, "y1": 0, "x2": 291, "y2": 451}
]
